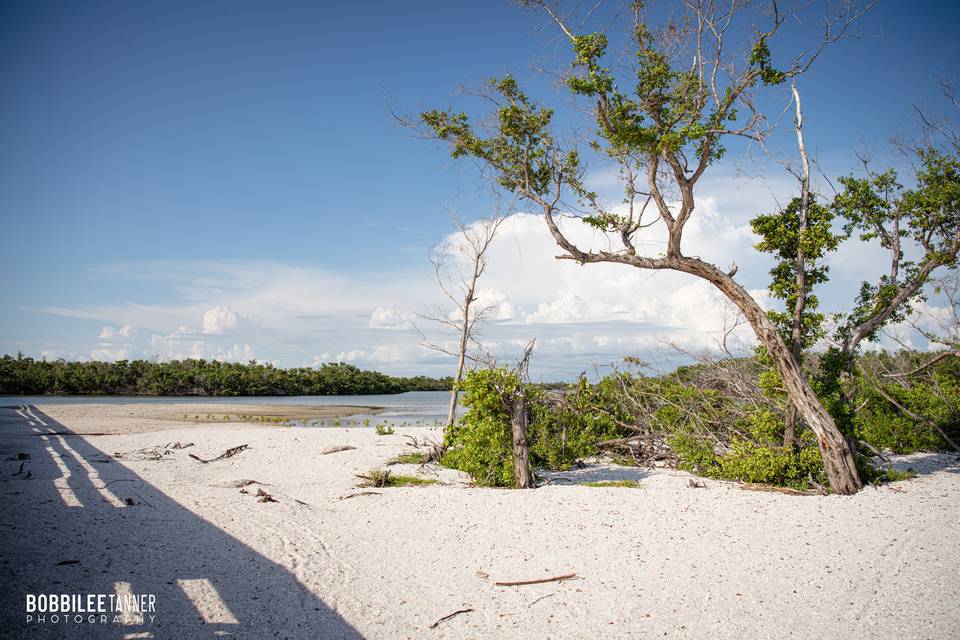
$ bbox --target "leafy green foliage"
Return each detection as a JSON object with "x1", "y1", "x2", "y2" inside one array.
[
  {"x1": 441, "y1": 369, "x2": 619, "y2": 487},
  {"x1": 528, "y1": 376, "x2": 622, "y2": 470},
  {"x1": 375, "y1": 424, "x2": 396, "y2": 436},
  {"x1": 421, "y1": 76, "x2": 578, "y2": 199},
  {"x1": 672, "y1": 409, "x2": 828, "y2": 490},
  {"x1": 0, "y1": 354, "x2": 451, "y2": 396},
  {"x1": 441, "y1": 351, "x2": 956, "y2": 490},
  {"x1": 441, "y1": 368, "x2": 520, "y2": 487},
  {"x1": 751, "y1": 197, "x2": 841, "y2": 347},
  {"x1": 853, "y1": 353, "x2": 959, "y2": 453},
  {"x1": 831, "y1": 150, "x2": 960, "y2": 346}
]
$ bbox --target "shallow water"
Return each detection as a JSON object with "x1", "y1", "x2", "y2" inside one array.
[{"x1": 0, "y1": 390, "x2": 458, "y2": 429}]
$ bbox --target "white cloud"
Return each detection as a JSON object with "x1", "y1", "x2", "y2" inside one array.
[
  {"x1": 215, "y1": 344, "x2": 256, "y2": 363},
  {"x1": 475, "y1": 287, "x2": 524, "y2": 321},
  {"x1": 98, "y1": 324, "x2": 135, "y2": 339},
  {"x1": 335, "y1": 349, "x2": 367, "y2": 363},
  {"x1": 33, "y1": 171, "x2": 951, "y2": 378},
  {"x1": 368, "y1": 307, "x2": 413, "y2": 330},
  {"x1": 90, "y1": 346, "x2": 133, "y2": 362},
  {"x1": 202, "y1": 306, "x2": 243, "y2": 335}
]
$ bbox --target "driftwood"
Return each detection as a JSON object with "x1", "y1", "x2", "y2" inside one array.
[
  {"x1": 495, "y1": 573, "x2": 577, "y2": 587},
  {"x1": 188, "y1": 444, "x2": 249, "y2": 463},
  {"x1": 338, "y1": 491, "x2": 382, "y2": 500},
  {"x1": 116, "y1": 446, "x2": 174, "y2": 462},
  {"x1": 320, "y1": 445, "x2": 356, "y2": 455},
  {"x1": 428, "y1": 608, "x2": 473, "y2": 629},
  {"x1": 688, "y1": 479, "x2": 707, "y2": 489}
]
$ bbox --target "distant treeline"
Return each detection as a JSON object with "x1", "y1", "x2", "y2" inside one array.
[{"x1": 0, "y1": 355, "x2": 452, "y2": 396}]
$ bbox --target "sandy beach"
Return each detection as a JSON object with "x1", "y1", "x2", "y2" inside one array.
[{"x1": 1, "y1": 402, "x2": 958, "y2": 640}]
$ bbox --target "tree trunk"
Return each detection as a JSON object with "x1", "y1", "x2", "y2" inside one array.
[
  {"x1": 445, "y1": 343, "x2": 467, "y2": 434},
  {"x1": 783, "y1": 403, "x2": 798, "y2": 449},
  {"x1": 683, "y1": 258, "x2": 863, "y2": 494},
  {"x1": 785, "y1": 83, "x2": 811, "y2": 451},
  {"x1": 510, "y1": 393, "x2": 533, "y2": 489}
]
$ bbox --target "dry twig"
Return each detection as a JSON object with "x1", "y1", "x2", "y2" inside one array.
[
  {"x1": 428, "y1": 608, "x2": 473, "y2": 629},
  {"x1": 188, "y1": 444, "x2": 249, "y2": 463},
  {"x1": 495, "y1": 573, "x2": 577, "y2": 587}
]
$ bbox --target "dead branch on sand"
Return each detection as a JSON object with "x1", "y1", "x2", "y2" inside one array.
[
  {"x1": 188, "y1": 444, "x2": 249, "y2": 463},
  {"x1": 338, "y1": 491, "x2": 382, "y2": 500},
  {"x1": 428, "y1": 608, "x2": 473, "y2": 629},
  {"x1": 495, "y1": 573, "x2": 577, "y2": 587},
  {"x1": 256, "y1": 488, "x2": 278, "y2": 503},
  {"x1": 320, "y1": 445, "x2": 356, "y2": 455}
]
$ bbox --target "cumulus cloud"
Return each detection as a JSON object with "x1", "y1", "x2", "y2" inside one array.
[
  {"x1": 215, "y1": 344, "x2": 256, "y2": 363},
  {"x1": 474, "y1": 287, "x2": 524, "y2": 321},
  {"x1": 98, "y1": 324, "x2": 135, "y2": 339},
  {"x1": 368, "y1": 307, "x2": 413, "y2": 330},
  {"x1": 32, "y1": 172, "x2": 954, "y2": 378},
  {"x1": 90, "y1": 346, "x2": 133, "y2": 362},
  {"x1": 202, "y1": 306, "x2": 243, "y2": 335}
]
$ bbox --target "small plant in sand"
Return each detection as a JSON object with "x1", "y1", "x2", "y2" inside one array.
[
  {"x1": 375, "y1": 424, "x2": 395, "y2": 436},
  {"x1": 582, "y1": 480, "x2": 641, "y2": 488},
  {"x1": 356, "y1": 468, "x2": 439, "y2": 488},
  {"x1": 389, "y1": 452, "x2": 427, "y2": 465}
]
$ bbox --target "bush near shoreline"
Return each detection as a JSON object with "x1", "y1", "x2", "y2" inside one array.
[{"x1": 441, "y1": 350, "x2": 959, "y2": 490}]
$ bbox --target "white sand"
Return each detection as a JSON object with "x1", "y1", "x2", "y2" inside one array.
[{"x1": 1, "y1": 403, "x2": 958, "y2": 639}]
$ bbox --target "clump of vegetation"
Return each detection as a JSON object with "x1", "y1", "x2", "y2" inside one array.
[
  {"x1": 872, "y1": 467, "x2": 918, "y2": 483},
  {"x1": 441, "y1": 368, "x2": 620, "y2": 487},
  {"x1": 441, "y1": 368, "x2": 519, "y2": 487},
  {"x1": 375, "y1": 424, "x2": 395, "y2": 436},
  {"x1": 670, "y1": 409, "x2": 829, "y2": 490},
  {"x1": 582, "y1": 480, "x2": 641, "y2": 488},
  {"x1": 356, "y1": 468, "x2": 439, "y2": 488},
  {"x1": 441, "y1": 351, "x2": 958, "y2": 492},
  {"x1": 390, "y1": 452, "x2": 426, "y2": 465}
]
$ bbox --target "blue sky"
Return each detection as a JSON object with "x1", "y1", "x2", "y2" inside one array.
[{"x1": 1, "y1": 1, "x2": 958, "y2": 379}]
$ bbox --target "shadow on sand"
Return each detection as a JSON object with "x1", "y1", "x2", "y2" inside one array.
[
  {"x1": 885, "y1": 450, "x2": 960, "y2": 476},
  {"x1": 0, "y1": 406, "x2": 363, "y2": 639}
]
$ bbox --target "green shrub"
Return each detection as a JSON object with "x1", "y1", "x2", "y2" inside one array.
[
  {"x1": 375, "y1": 424, "x2": 395, "y2": 436},
  {"x1": 442, "y1": 370, "x2": 622, "y2": 486},
  {"x1": 854, "y1": 376, "x2": 958, "y2": 453},
  {"x1": 529, "y1": 377, "x2": 620, "y2": 470},
  {"x1": 670, "y1": 410, "x2": 827, "y2": 490},
  {"x1": 441, "y1": 368, "x2": 518, "y2": 487}
]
